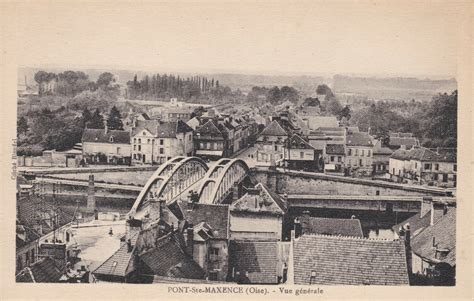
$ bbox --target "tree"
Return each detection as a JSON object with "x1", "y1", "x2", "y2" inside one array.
[
  {"x1": 89, "y1": 109, "x2": 104, "y2": 129},
  {"x1": 17, "y1": 116, "x2": 28, "y2": 135},
  {"x1": 82, "y1": 107, "x2": 92, "y2": 128},
  {"x1": 97, "y1": 72, "x2": 115, "y2": 88},
  {"x1": 421, "y1": 90, "x2": 457, "y2": 147},
  {"x1": 107, "y1": 106, "x2": 123, "y2": 130}
]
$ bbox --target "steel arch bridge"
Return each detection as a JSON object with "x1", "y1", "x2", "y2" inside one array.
[
  {"x1": 195, "y1": 158, "x2": 251, "y2": 205},
  {"x1": 128, "y1": 156, "x2": 209, "y2": 218}
]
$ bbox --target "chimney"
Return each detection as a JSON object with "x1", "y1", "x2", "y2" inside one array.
[
  {"x1": 294, "y1": 217, "x2": 302, "y2": 239},
  {"x1": 186, "y1": 224, "x2": 194, "y2": 256},
  {"x1": 400, "y1": 223, "x2": 412, "y2": 275},
  {"x1": 127, "y1": 239, "x2": 133, "y2": 253},
  {"x1": 104, "y1": 125, "x2": 108, "y2": 134},
  {"x1": 420, "y1": 197, "x2": 432, "y2": 218},
  {"x1": 126, "y1": 218, "x2": 142, "y2": 241},
  {"x1": 87, "y1": 174, "x2": 96, "y2": 213},
  {"x1": 430, "y1": 202, "x2": 445, "y2": 226}
]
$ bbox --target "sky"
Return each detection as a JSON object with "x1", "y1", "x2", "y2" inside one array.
[{"x1": 15, "y1": 1, "x2": 465, "y2": 78}]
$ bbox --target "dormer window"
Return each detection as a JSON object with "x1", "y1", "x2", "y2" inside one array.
[{"x1": 109, "y1": 136, "x2": 115, "y2": 143}]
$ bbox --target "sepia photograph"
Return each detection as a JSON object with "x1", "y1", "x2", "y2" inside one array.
[{"x1": 1, "y1": 0, "x2": 472, "y2": 300}]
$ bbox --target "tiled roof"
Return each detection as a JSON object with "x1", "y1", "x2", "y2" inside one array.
[
  {"x1": 411, "y1": 208, "x2": 455, "y2": 266},
  {"x1": 300, "y1": 217, "x2": 363, "y2": 237},
  {"x1": 306, "y1": 116, "x2": 339, "y2": 130},
  {"x1": 229, "y1": 240, "x2": 278, "y2": 284},
  {"x1": 93, "y1": 232, "x2": 139, "y2": 278},
  {"x1": 293, "y1": 235, "x2": 409, "y2": 285},
  {"x1": 231, "y1": 183, "x2": 287, "y2": 215},
  {"x1": 288, "y1": 134, "x2": 315, "y2": 150},
  {"x1": 346, "y1": 132, "x2": 374, "y2": 147},
  {"x1": 82, "y1": 129, "x2": 130, "y2": 144},
  {"x1": 139, "y1": 232, "x2": 205, "y2": 279},
  {"x1": 259, "y1": 120, "x2": 289, "y2": 137},
  {"x1": 195, "y1": 120, "x2": 225, "y2": 137},
  {"x1": 389, "y1": 137, "x2": 418, "y2": 148},
  {"x1": 16, "y1": 257, "x2": 64, "y2": 283},
  {"x1": 16, "y1": 223, "x2": 40, "y2": 249},
  {"x1": 391, "y1": 211, "x2": 431, "y2": 238},
  {"x1": 390, "y1": 147, "x2": 456, "y2": 163},
  {"x1": 17, "y1": 196, "x2": 75, "y2": 241},
  {"x1": 374, "y1": 146, "x2": 393, "y2": 155},
  {"x1": 326, "y1": 144, "x2": 345, "y2": 155},
  {"x1": 132, "y1": 120, "x2": 193, "y2": 138},
  {"x1": 183, "y1": 203, "x2": 229, "y2": 240}
]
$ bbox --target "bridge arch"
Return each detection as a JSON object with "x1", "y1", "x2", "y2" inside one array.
[
  {"x1": 128, "y1": 156, "x2": 209, "y2": 218},
  {"x1": 196, "y1": 158, "x2": 250, "y2": 204}
]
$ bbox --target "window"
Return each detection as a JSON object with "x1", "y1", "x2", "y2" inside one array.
[
  {"x1": 454, "y1": 164, "x2": 457, "y2": 172},
  {"x1": 355, "y1": 149, "x2": 359, "y2": 156},
  {"x1": 210, "y1": 248, "x2": 219, "y2": 256},
  {"x1": 338, "y1": 156, "x2": 342, "y2": 162},
  {"x1": 138, "y1": 138, "x2": 141, "y2": 144},
  {"x1": 361, "y1": 149, "x2": 364, "y2": 156},
  {"x1": 147, "y1": 139, "x2": 150, "y2": 143},
  {"x1": 138, "y1": 145, "x2": 141, "y2": 151},
  {"x1": 209, "y1": 271, "x2": 218, "y2": 281},
  {"x1": 117, "y1": 147, "x2": 120, "y2": 154},
  {"x1": 331, "y1": 156, "x2": 335, "y2": 162},
  {"x1": 435, "y1": 164, "x2": 439, "y2": 171},
  {"x1": 109, "y1": 136, "x2": 114, "y2": 143},
  {"x1": 348, "y1": 149, "x2": 352, "y2": 156},
  {"x1": 66, "y1": 231, "x2": 70, "y2": 242},
  {"x1": 415, "y1": 162, "x2": 417, "y2": 168},
  {"x1": 189, "y1": 135, "x2": 192, "y2": 141},
  {"x1": 274, "y1": 145, "x2": 278, "y2": 151},
  {"x1": 442, "y1": 174, "x2": 448, "y2": 183},
  {"x1": 424, "y1": 163, "x2": 431, "y2": 170},
  {"x1": 359, "y1": 159, "x2": 363, "y2": 166},
  {"x1": 434, "y1": 173, "x2": 438, "y2": 181},
  {"x1": 367, "y1": 150, "x2": 371, "y2": 157},
  {"x1": 133, "y1": 145, "x2": 136, "y2": 150},
  {"x1": 300, "y1": 152, "x2": 304, "y2": 159},
  {"x1": 133, "y1": 154, "x2": 137, "y2": 159},
  {"x1": 160, "y1": 139, "x2": 164, "y2": 145},
  {"x1": 133, "y1": 138, "x2": 136, "y2": 143},
  {"x1": 159, "y1": 148, "x2": 164, "y2": 154}
]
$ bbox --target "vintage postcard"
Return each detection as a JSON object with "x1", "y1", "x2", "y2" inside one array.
[{"x1": 0, "y1": 0, "x2": 472, "y2": 300}]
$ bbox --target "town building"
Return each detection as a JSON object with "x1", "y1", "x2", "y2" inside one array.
[
  {"x1": 345, "y1": 132, "x2": 374, "y2": 174},
  {"x1": 131, "y1": 120, "x2": 193, "y2": 165},
  {"x1": 229, "y1": 183, "x2": 287, "y2": 241},
  {"x1": 372, "y1": 140, "x2": 393, "y2": 175},
  {"x1": 324, "y1": 143, "x2": 346, "y2": 173},
  {"x1": 389, "y1": 147, "x2": 457, "y2": 187},
  {"x1": 388, "y1": 132, "x2": 419, "y2": 150},
  {"x1": 288, "y1": 234, "x2": 410, "y2": 285},
  {"x1": 16, "y1": 195, "x2": 76, "y2": 275},
  {"x1": 82, "y1": 128, "x2": 132, "y2": 165},
  {"x1": 284, "y1": 134, "x2": 321, "y2": 170},
  {"x1": 163, "y1": 107, "x2": 195, "y2": 122},
  {"x1": 16, "y1": 257, "x2": 65, "y2": 283},
  {"x1": 194, "y1": 120, "x2": 231, "y2": 159}
]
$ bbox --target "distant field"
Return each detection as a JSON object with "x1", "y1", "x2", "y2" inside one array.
[{"x1": 47, "y1": 170, "x2": 156, "y2": 186}]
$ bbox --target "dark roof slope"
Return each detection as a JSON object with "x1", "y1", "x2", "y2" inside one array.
[
  {"x1": 391, "y1": 211, "x2": 431, "y2": 238},
  {"x1": 411, "y1": 208, "x2": 455, "y2": 266},
  {"x1": 93, "y1": 232, "x2": 139, "y2": 278},
  {"x1": 300, "y1": 217, "x2": 363, "y2": 237},
  {"x1": 288, "y1": 134, "x2": 315, "y2": 150},
  {"x1": 82, "y1": 129, "x2": 130, "y2": 144},
  {"x1": 17, "y1": 196, "x2": 75, "y2": 242},
  {"x1": 326, "y1": 144, "x2": 345, "y2": 155},
  {"x1": 346, "y1": 132, "x2": 373, "y2": 147},
  {"x1": 260, "y1": 120, "x2": 289, "y2": 137},
  {"x1": 229, "y1": 240, "x2": 278, "y2": 284},
  {"x1": 293, "y1": 235, "x2": 409, "y2": 285},
  {"x1": 195, "y1": 120, "x2": 225, "y2": 137},
  {"x1": 183, "y1": 204, "x2": 229, "y2": 240},
  {"x1": 139, "y1": 232, "x2": 205, "y2": 279},
  {"x1": 16, "y1": 257, "x2": 64, "y2": 283},
  {"x1": 390, "y1": 147, "x2": 457, "y2": 163},
  {"x1": 389, "y1": 137, "x2": 418, "y2": 148}
]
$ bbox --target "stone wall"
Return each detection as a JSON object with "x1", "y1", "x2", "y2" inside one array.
[{"x1": 252, "y1": 168, "x2": 449, "y2": 197}]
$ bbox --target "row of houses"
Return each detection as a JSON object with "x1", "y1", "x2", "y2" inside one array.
[
  {"x1": 81, "y1": 112, "x2": 259, "y2": 165},
  {"x1": 252, "y1": 111, "x2": 456, "y2": 187}
]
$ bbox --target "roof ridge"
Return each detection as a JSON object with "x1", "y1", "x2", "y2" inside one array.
[{"x1": 301, "y1": 233, "x2": 397, "y2": 242}]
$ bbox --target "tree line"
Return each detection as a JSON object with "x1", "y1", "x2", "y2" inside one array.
[
  {"x1": 126, "y1": 74, "x2": 235, "y2": 101},
  {"x1": 34, "y1": 70, "x2": 119, "y2": 97}
]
